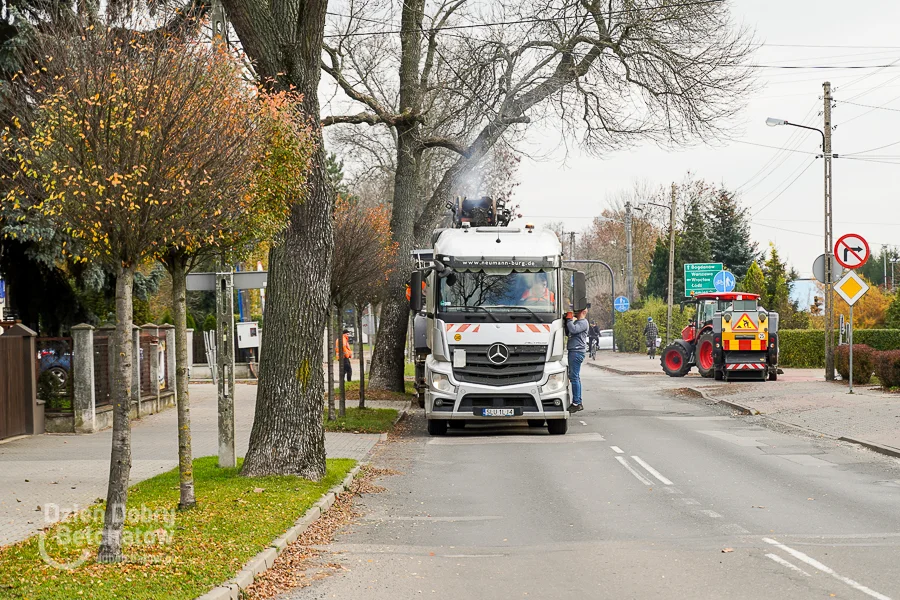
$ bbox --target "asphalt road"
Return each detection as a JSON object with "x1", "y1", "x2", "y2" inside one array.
[{"x1": 284, "y1": 364, "x2": 900, "y2": 600}]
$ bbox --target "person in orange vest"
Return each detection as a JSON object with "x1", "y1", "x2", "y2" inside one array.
[
  {"x1": 521, "y1": 273, "x2": 555, "y2": 305},
  {"x1": 405, "y1": 280, "x2": 426, "y2": 303},
  {"x1": 335, "y1": 329, "x2": 354, "y2": 382}
]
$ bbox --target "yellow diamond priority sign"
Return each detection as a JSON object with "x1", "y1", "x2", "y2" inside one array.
[{"x1": 834, "y1": 270, "x2": 869, "y2": 306}]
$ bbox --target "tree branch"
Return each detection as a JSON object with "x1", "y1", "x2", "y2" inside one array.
[{"x1": 322, "y1": 112, "x2": 385, "y2": 127}]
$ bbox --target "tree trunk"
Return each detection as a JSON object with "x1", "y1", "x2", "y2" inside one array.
[
  {"x1": 225, "y1": 0, "x2": 331, "y2": 480},
  {"x1": 97, "y1": 264, "x2": 135, "y2": 563},
  {"x1": 356, "y1": 304, "x2": 365, "y2": 409},
  {"x1": 169, "y1": 258, "x2": 196, "y2": 510},
  {"x1": 326, "y1": 307, "x2": 335, "y2": 421},
  {"x1": 366, "y1": 0, "x2": 426, "y2": 392}
]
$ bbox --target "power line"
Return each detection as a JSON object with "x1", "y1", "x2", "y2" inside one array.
[
  {"x1": 728, "y1": 139, "x2": 818, "y2": 154},
  {"x1": 843, "y1": 138, "x2": 900, "y2": 156},
  {"x1": 837, "y1": 99, "x2": 900, "y2": 113},
  {"x1": 751, "y1": 158, "x2": 818, "y2": 217}
]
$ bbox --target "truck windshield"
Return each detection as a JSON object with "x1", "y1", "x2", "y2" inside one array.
[{"x1": 439, "y1": 271, "x2": 557, "y2": 313}]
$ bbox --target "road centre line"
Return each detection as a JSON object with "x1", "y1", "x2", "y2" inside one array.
[
  {"x1": 763, "y1": 538, "x2": 891, "y2": 600},
  {"x1": 615, "y1": 456, "x2": 653, "y2": 485},
  {"x1": 631, "y1": 456, "x2": 674, "y2": 485},
  {"x1": 610, "y1": 446, "x2": 624, "y2": 454},
  {"x1": 766, "y1": 553, "x2": 811, "y2": 577}
]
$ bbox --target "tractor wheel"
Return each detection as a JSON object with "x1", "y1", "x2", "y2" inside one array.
[
  {"x1": 714, "y1": 369, "x2": 724, "y2": 381},
  {"x1": 661, "y1": 344, "x2": 691, "y2": 377},
  {"x1": 695, "y1": 333, "x2": 715, "y2": 379}
]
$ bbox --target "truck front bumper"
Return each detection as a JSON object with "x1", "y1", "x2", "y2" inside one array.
[{"x1": 425, "y1": 370, "x2": 570, "y2": 421}]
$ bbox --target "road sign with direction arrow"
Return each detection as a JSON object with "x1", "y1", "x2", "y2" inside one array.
[
  {"x1": 833, "y1": 233, "x2": 870, "y2": 270},
  {"x1": 713, "y1": 270, "x2": 736, "y2": 293},
  {"x1": 614, "y1": 296, "x2": 630, "y2": 312}
]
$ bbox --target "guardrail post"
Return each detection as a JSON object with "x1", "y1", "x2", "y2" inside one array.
[{"x1": 71, "y1": 323, "x2": 96, "y2": 433}]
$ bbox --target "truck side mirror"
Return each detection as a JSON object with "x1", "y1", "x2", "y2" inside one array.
[
  {"x1": 409, "y1": 271, "x2": 424, "y2": 312},
  {"x1": 573, "y1": 271, "x2": 588, "y2": 312}
]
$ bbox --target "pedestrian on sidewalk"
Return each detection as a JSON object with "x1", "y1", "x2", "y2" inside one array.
[
  {"x1": 643, "y1": 317, "x2": 659, "y2": 359},
  {"x1": 335, "y1": 329, "x2": 353, "y2": 382},
  {"x1": 566, "y1": 307, "x2": 589, "y2": 412}
]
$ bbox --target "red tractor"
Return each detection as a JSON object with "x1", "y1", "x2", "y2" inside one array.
[{"x1": 660, "y1": 292, "x2": 779, "y2": 380}]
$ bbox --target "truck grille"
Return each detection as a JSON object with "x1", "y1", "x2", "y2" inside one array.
[
  {"x1": 459, "y1": 394, "x2": 539, "y2": 412},
  {"x1": 452, "y1": 345, "x2": 547, "y2": 386}
]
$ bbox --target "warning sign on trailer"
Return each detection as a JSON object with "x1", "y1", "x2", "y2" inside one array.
[
  {"x1": 732, "y1": 313, "x2": 758, "y2": 331},
  {"x1": 833, "y1": 233, "x2": 870, "y2": 270}
]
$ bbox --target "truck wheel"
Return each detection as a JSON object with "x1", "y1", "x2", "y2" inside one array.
[
  {"x1": 427, "y1": 419, "x2": 448, "y2": 436},
  {"x1": 547, "y1": 419, "x2": 568, "y2": 435},
  {"x1": 661, "y1": 345, "x2": 691, "y2": 377},
  {"x1": 448, "y1": 420, "x2": 465, "y2": 429},
  {"x1": 695, "y1": 333, "x2": 715, "y2": 378},
  {"x1": 528, "y1": 419, "x2": 545, "y2": 427},
  {"x1": 768, "y1": 370, "x2": 778, "y2": 381}
]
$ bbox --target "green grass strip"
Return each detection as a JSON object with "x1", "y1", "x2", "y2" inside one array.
[
  {"x1": 0, "y1": 456, "x2": 355, "y2": 600},
  {"x1": 324, "y1": 407, "x2": 398, "y2": 433}
]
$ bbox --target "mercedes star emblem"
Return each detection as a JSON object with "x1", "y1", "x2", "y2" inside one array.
[{"x1": 487, "y1": 343, "x2": 510, "y2": 365}]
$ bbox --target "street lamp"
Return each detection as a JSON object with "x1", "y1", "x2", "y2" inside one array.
[{"x1": 766, "y1": 94, "x2": 835, "y2": 380}]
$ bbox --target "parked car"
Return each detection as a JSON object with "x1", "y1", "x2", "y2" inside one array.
[
  {"x1": 38, "y1": 347, "x2": 71, "y2": 388},
  {"x1": 596, "y1": 329, "x2": 614, "y2": 350}
]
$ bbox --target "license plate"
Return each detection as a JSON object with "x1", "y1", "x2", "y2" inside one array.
[{"x1": 481, "y1": 408, "x2": 515, "y2": 417}]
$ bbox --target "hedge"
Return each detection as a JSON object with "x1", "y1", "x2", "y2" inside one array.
[
  {"x1": 778, "y1": 329, "x2": 900, "y2": 368},
  {"x1": 834, "y1": 344, "x2": 874, "y2": 384},
  {"x1": 612, "y1": 297, "x2": 695, "y2": 353},
  {"x1": 874, "y1": 350, "x2": 900, "y2": 389}
]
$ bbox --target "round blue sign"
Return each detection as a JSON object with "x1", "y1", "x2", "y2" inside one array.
[
  {"x1": 714, "y1": 270, "x2": 736, "y2": 293},
  {"x1": 614, "y1": 296, "x2": 630, "y2": 312}
]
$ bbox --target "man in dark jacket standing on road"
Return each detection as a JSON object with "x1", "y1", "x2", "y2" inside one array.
[
  {"x1": 643, "y1": 317, "x2": 660, "y2": 359},
  {"x1": 566, "y1": 308, "x2": 589, "y2": 412}
]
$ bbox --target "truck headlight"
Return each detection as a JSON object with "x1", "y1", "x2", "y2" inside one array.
[
  {"x1": 431, "y1": 372, "x2": 455, "y2": 394},
  {"x1": 542, "y1": 372, "x2": 567, "y2": 394}
]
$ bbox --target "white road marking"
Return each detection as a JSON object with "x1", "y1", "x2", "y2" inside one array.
[
  {"x1": 615, "y1": 456, "x2": 653, "y2": 485},
  {"x1": 766, "y1": 553, "x2": 811, "y2": 577},
  {"x1": 719, "y1": 523, "x2": 750, "y2": 535},
  {"x1": 428, "y1": 433, "x2": 605, "y2": 446},
  {"x1": 631, "y1": 456, "x2": 674, "y2": 485},
  {"x1": 610, "y1": 446, "x2": 624, "y2": 454},
  {"x1": 579, "y1": 420, "x2": 587, "y2": 426},
  {"x1": 698, "y1": 509, "x2": 722, "y2": 519},
  {"x1": 763, "y1": 538, "x2": 891, "y2": 600},
  {"x1": 699, "y1": 430, "x2": 769, "y2": 447}
]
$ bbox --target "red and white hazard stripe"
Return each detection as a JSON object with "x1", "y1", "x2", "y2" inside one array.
[
  {"x1": 515, "y1": 324, "x2": 551, "y2": 333},
  {"x1": 444, "y1": 324, "x2": 481, "y2": 333},
  {"x1": 725, "y1": 362, "x2": 765, "y2": 371}
]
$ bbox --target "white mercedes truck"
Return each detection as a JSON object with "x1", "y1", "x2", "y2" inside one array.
[{"x1": 409, "y1": 197, "x2": 587, "y2": 436}]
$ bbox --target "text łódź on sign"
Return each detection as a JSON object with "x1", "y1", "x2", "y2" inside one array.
[{"x1": 683, "y1": 263, "x2": 724, "y2": 297}]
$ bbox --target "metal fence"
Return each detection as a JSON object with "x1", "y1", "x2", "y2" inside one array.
[
  {"x1": 93, "y1": 335, "x2": 111, "y2": 407},
  {"x1": 35, "y1": 337, "x2": 73, "y2": 413},
  {"x1": 139, "y1": 334, "x2": 155, "y2": 398}
]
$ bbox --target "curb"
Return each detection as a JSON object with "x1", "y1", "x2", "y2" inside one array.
[
  {"x1": 838, "y1": 436, "x2": 900, "y2": 460},
  {"x1": 686, "y1": 386, "x2": 759, "y2": 416},
  {"x1": 586, "y1": 361, "x2": 662, "y2": 377},
  {"x1": 194, "y1": 404, "x2": 410, "y2": 600}
]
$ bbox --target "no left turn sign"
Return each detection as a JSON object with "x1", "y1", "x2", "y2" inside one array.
[{"x1": 833, "y1": 233, "x2": 870, "y2": 270}]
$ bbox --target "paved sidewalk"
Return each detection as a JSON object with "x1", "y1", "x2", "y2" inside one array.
[
  {"x1": 0, "y1": 384, "x2": 383, "y2": 547},
  {"x1": 590, "y1": 351, "x2": 900, "y2": 456}
]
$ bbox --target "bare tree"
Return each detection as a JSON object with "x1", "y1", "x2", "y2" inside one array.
[{"x1": 323, "y1": 0, "x2": 754, "y2": 391}]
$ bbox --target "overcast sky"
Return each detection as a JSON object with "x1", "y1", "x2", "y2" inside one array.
[{"x1": 516, "y1": 0, "x2": 900, "y2": 279}]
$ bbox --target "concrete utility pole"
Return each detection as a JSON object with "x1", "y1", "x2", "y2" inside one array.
[
  {"x1": 216, "y1": 264, "x2": 236, "y2": 468},
  {"x1": 625, "y1": 202, "x2": 634, "y2": 302},
  {"x1": 823, "y1": 81, "x2": 835, "y2": 381},
  {"x1": 569, "y1": 231, "x2": 577, "y2": 261},
  {"x1": 666, "y1": 184, "x2": 677, "y2": 345}
]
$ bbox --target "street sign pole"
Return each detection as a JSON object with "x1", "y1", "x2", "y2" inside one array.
[{"x1": 848, "y1": 303, "x2": 854, "y2": 394}]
